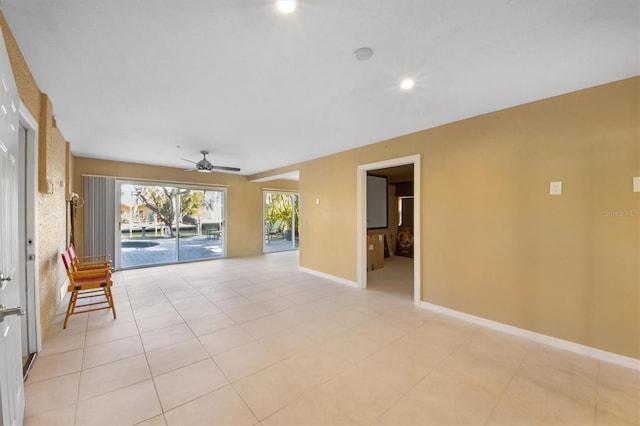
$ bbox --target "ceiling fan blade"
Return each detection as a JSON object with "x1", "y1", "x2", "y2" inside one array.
[
  {"x1": 212, "y1": 165, "x2": 241, "y2": 172},
  {"x1": 180, "y1": 158, "x2": 198, "y2": 165}
]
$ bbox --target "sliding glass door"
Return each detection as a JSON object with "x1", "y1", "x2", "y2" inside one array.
[
  {"x1": 118, "y1": 182, "x2": 226, "y2": 268},
  {"x1": 263, "y1": 191, "x2": 299, "y2": 253},
  {"x1": 177, "y1": 188, "x2": 225, "y2": 262}
]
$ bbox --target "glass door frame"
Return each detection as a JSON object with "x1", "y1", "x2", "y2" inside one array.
[
  {"x1": 262, "y1": 190, "x2": 299, "y2": 253},
  {"x1": 115, "y1": 179, "x2": 227, "y2": 269},
  {"x1": 177, "y1": 185, "x2": 227, "y2": 262}
]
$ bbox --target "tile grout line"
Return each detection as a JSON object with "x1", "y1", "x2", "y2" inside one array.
[
  {"x1": 482, "y1": 336, "x2": 530, "y2": 426},
  {"x1": 592, "y1": 360, "x2": 602, "y2": 424},
  {"x1": 72, "y1": 301, "x2": 92, "y2": 426},
  {"x1": 363, "y1": 317, "x2": 479, "y2": 425},
  {"x1": 126, "y1": 271, "x2": 165, "y2": 424}
]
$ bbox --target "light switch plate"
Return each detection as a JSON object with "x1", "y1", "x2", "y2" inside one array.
[
  {"x1": 550, "y1": 181, "x2": 562, "y2": 195},
  {"x1": 634, "y1": 177, "x2": 640, "y2": 193}
]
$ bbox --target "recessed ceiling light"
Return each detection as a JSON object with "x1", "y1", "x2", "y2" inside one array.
[
  {"x1": 276, "y1": 0, "x2": 297, "y2": 13},
  {"x1": 353, "y1": 47, "x2": 373, "y2": 61},
  {"x1": 400, "y1": 78, "x2": 415, "y2": 90}
]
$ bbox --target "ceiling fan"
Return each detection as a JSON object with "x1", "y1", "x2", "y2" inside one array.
[{"x1": 181, "y1": 150, "x2": 240, "y2": 172}]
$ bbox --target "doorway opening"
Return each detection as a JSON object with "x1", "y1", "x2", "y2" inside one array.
[
  {"x1": 357, "y1": 155, "x2": 421, "y2": 305},
  {"x1": 263, "y1": 191, "x2": 299, "y2": 253},
  {"x1": 366, "y1": 166, "x2": 415, "y2": 299},
  {"x1": 117, "y1": 181, "x2": 227, "y2": 269}
]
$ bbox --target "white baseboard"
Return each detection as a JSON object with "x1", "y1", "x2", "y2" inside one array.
[
  {"x1": 299, "y1": 267, "x2": 359, "y2": 288},
  {"x1": 421, "y1": 302, "x2": 640, "y2": 371},
  {"x1": 59, "y1": 278, "x2": 69, "y2": 302}
]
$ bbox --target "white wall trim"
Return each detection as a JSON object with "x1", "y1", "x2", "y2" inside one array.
[
  {"x1": 18, "y1": 101, "x2": 41, "y2": 354},
  {"x1": 60, "y1": 278, "x2": 69, "y2": 302},
  {"x1": 421, "y1": 302, "x2": 640, "y2": 371},
  {"x1": 299, "y1": 267, "x2": 359, "y2": 288},
  {"x1": 250, "y1": 170, "x2": 299, "y2": 182}
]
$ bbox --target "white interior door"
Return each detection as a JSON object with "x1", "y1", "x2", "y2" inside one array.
[{"x1": 0, "y1": 25, "x2": 25, "y2": 426}]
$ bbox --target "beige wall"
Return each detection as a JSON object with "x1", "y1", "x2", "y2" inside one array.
[
  {"x1": 257, "y1": 78, "x2": 639, "y2": 359},
  {"x1": 419, "y1": 80, "x2": 638, "y2": 359},
  {"x1": 73, "y1": 157, "x2": 298, "y2": 259},
  {"x1": 36, "y1": 125, "x2": 69, "y2": 337},
  {"x1": 1, "y1": 13, "x2": 71, "y2": 338}
]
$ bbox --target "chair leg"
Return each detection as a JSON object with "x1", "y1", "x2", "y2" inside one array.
[
  {"x1": 62, "y1": 283, "x2": 118, "y2": 329},
  {"x1": 63, "y1": 291, "x2": 78, "y2": 329},
  {"x1": 104, "y1": 287, "x2": 117, "y2": 319}
]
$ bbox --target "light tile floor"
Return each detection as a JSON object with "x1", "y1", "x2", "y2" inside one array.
[{"x1": 25, "y1": 252, "x2": 639, "y2": 425}]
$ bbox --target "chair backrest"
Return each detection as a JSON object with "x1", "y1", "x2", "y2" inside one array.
[
  {"x1": 61, "y1": 250, "x2": 72, "y2": 271},
  {"x1": 269, "y1": 219, "x2": 282, "y2": 233},
  {"x1": 68, "y1": 244, "x2": 77, "y2": 263},
  {"x1": 61, "y1": 247, "x2": 111, "y2": 287},
  {"x1": 60, "y1": 250, "x2": 76, "y2": 282},
  {"x1": 67, "y1": 243, "x2": 110, "y2": 267},
  {"x1": 67, "y1": 245, "x2": 84, "y2": 271}
]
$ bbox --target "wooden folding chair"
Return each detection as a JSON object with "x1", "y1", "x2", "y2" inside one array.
[{"x1": 60, "y1": 249, "x2": 117, "y2": 329}]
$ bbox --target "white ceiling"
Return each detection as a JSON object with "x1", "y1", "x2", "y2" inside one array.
[{"x1": 2, "y1": 0, "x2": 638, "y2": 176}]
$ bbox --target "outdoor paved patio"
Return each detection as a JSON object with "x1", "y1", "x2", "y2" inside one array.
[
  {"x1": 121, "y1": 236, "x2": 299, "y2": 269},
  {"x1": 263, "y1": 238, "x2": 299, "y2": 254},
  {"x1": 121, "y1": 236, "x2": 223, "y2": 269}
]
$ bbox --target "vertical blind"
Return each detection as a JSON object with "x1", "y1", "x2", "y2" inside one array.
[{"x1": 83, "y1": 176, "x2": 116, "y2": 258}]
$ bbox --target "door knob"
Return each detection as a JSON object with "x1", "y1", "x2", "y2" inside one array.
[
  {"x1": 0, "y1": 304, "x2": 24, "y2": 322},
  {"x1": 0, "y1": 274, "x2": 11, "y2": 283}
]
